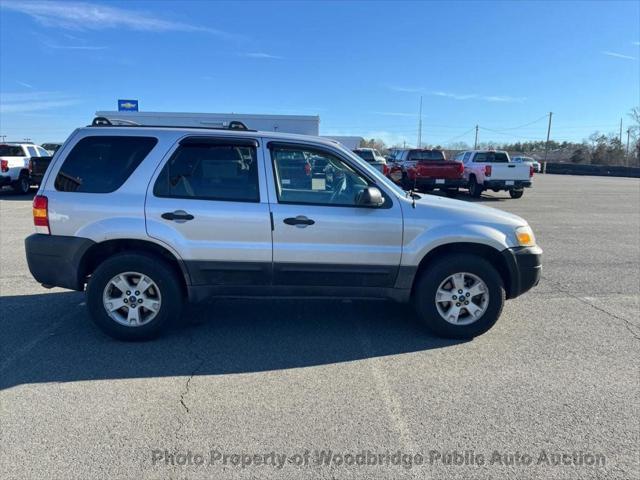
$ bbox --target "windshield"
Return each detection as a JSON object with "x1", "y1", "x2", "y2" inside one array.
[
  {"x1": 408, "y1": 150, "x2": 445, "y2": 161},
  {"x1": 0, "y1": 145, "x2": 25, "y2": 156}
]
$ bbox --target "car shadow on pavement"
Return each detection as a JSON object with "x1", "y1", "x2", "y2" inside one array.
[
  {"x1": 0, "y1": 291, "x2": 464, "y2": 389},
  {"x1": 0, "y1": 189, "x2": 36, "y2": 201}
]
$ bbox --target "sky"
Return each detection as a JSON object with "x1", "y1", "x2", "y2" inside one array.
[{"x1": 0, "y1": 0, "x2": 638, "y2": 147}]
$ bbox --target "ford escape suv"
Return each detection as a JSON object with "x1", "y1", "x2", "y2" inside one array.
[{"x1": 25, "y1": 118, "x2": 541, "y2": 340}]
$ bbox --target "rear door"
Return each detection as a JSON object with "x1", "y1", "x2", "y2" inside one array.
[
  {"x1": 264, "y1": 140, "x2": 403, "y2": 288},
  {"x1": 145, "y1": 136, "x2": 273, "y2": 286}
]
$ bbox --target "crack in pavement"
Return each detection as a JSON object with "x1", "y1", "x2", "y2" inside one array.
[{"x1": 542, "y1": 275, "x2": 640, "y2": 341}]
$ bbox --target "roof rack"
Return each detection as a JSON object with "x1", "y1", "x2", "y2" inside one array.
[{"x1": 89, "y1": 116, "x2": 254, "y2": 131}]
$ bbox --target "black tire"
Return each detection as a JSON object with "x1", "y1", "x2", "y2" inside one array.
[
  {"x1": 443, "y1": 188, "x2": 458, "y2": 197},
  {"x1": 412, "y1": 254, "x2": 505, "y2": 339},
  {"x1": 11, "y1": 173, "x2": 30, "y2": 194},
  {"x1": 86, "y1": 252, "x2": 183, "y2": 340},
  {"x1": 509, "y1": 189, "x2": 524, "y2": 199},
  {"x1": 468, "y1": 176, "x2": 483, "y2": 198}
]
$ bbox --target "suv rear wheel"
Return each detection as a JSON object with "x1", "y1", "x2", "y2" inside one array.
[
  {"x1": 86, "y1": 252, "x2": 183, "y2": 340},
  {"x1": 413, "y1": 254, "x2": 505, "y2": 338}
]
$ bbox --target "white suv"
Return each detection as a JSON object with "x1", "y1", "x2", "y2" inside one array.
[
  {"x1": 25, "y1": 118, "x2": 542, "y2": 340},
  {"x1": 1, "y1": 142, "x2": 50, "y2": 194}
]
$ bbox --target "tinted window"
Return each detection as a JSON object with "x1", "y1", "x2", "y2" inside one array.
[
  {"x1": 408, "y1": 150, "x2": 445, "y2": 161},
  {"x1": 154, "y1": 143, "x2": 259, "y2": 202},
  {"x1": 36, "y1": 147, "x2": 49, "y2": 156},
  {"x1": 27, "y1": 146, "x2": 37, "y2": 157},
  {"x1": 0, "y1": 145, "x2": 25, "y2": 156},
  {"x1": 272, "y1": 146, "x2": 370, "y2": 206},
  {"x1": 463, "y1": 152, "x2": 472, "y2": 162},
  {"x1": 473, "y1": 151, "x2": 509, "y2": 163},
  {"x1": 354, "y1": 150, "x2": 374, "y2": 161},
  {"x1": 55, "y1": 136, "x2": 157, "y2": 193}
]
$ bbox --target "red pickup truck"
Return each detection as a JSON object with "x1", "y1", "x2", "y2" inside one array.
[{"x1": 387, "y1": 149, "x2": 465, "y2": 196}]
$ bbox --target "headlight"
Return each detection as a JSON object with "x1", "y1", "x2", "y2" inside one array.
[{"x1": 515, "y1": 225, "x2": 536, "y2": 247}]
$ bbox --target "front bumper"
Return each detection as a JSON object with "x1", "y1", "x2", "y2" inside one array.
[
  {"x1": 25, "y1": 234, "x2": 95, "y2": 290},
  {"x1": 0, "y1": 175, "x2": 12, "y2": 187},
  {"x1": 501, "y1": 245, "x2": 542, "y2": 299},
  {"x1": 484, "y1": 180, "x2": 532, "y2": 190}
]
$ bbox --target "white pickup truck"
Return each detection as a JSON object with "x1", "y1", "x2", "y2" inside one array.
[
  {"x1": 0, "y1": 143, "x2": 50, "y2": 194},
  {"x1": 454, "y1": 150, "x2": 534, "y2": 199}
]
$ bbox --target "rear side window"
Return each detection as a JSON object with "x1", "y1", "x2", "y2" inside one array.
[
  {"x1": 0, "y1": 145, "x2": 25, "y2": 156},
  {"x1": 55, "y1": 136, "x2": 157, "y2": 193},
  {"x1": 153, "y1": 142, "x2": 259, "y2": 202}
]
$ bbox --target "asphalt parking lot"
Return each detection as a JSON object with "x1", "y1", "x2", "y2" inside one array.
[{"x1": 1, "y1": 174, "x2": 638, "y2": 480}]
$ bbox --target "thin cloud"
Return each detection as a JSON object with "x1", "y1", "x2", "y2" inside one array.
[
  {"x1": 431, "y1": 91, "x2": 525, "y2": 103},
  {"x1": 45, "y1": 43, "x2": 108, "y2": 50},
  {"x1": 1, "y1": 1, "x2": 241, "y2": 40},
  {"x1": 0, "y1": 91, "x2": 80, "y2": 113},
  {"x1": 387, "y1": 85, "x2": 424, "y2": 93},
  {"x1": 16, "y1": 81, "x2": 34, "y2": 89},
  {"x1": 243, "y1": 52, "x2": 283, "y2": 59},
  {"x1": 601, "y1": 50, "x2": 637, "y2": 60}
]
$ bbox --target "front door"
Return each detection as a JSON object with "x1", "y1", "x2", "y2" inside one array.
[
  {"x1": 145, "y1": 137, "x2": 272, "y2": 285},
  {"x1": 265, "y1": 141, "x2": 403, "y2": 288}
]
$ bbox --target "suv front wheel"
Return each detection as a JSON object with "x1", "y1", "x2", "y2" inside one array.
[
  {"x1": 413, "y1": 254, "x2": 505, "y2": 338},
  {"x1": 86, "y1": 252, "x2": 183, "y2": 340}
]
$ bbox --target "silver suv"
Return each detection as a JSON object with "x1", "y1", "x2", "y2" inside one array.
[{"x1": 25, "y1": 118, "x2": 542, "y2": 340}]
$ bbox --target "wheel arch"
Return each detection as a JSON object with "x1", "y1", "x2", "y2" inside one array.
[
  {"x1": 410, "y1": 242, "x2": 515, "y2": 299},
  {"x1": 78, "y1": 238, "x2": 190, "y2": 295}
]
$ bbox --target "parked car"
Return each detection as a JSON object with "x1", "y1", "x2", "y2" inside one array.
[
  {"x1": 25, "y1": 118, "x2": 541, "y2": 341},
  {"x1": 512, "y1": 155, "x2": 541, "y2": 173},
  {"x1": 41, "y1": 143, "x2": 63, "y2": 155},
  {"x1": 0, "y1": 142, "x2": 49, "y2": 194},
  {"x1": 387, "y1": 148, "x2": 465, "y2": 196},
  {"x1": 353, "y1": 148, "x2": 388, "y2": 174},
  {"x1": 455, "y1": 150, "x2": 534, "y2": 198}
]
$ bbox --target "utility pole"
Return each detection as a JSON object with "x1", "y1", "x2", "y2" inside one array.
[
  {"x1": 626, "y1": 128, "x2": 631, "y2": 166},
  {"x1": 619, "y1": 118, "x2": 623, "y2": 143},
  {"x1": 543, "y1": 112, "x2": 553, "y2": 163},
  {"x1": 417, "y1": 96, "x2": 423, "y2": 148},
  {"x1": 474, "y1": 125, "x2": 479, "y2": 149}
]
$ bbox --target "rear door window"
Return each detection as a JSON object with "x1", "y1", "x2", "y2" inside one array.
[
  {"x1": 54, "y1": 136, "x2": 157, "y2": 193},
  {"x1": 26, "y1": 146, "x2": 37, "y2": 157},
  {"x1": 153, "y1": 141, "x2": 259, "y2": 202}
]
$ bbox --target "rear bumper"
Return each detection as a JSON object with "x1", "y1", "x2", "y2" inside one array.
[
  {"x1": 484, "y1": 180, "x2": 532, "y2": 189},
  {"x1": 501, "y1": 245, "x2": 542, "y2": 299},
  {"x1": 25, "y1": 234, "x2": 95, "y2": 290},
  {"x1": 414, "y1": 178, "x2": 466, "y2": 189}
]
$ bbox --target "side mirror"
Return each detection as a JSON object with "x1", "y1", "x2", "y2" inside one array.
[{"x1": 356, "y1": 186, "x2": 384, "y2": 207}]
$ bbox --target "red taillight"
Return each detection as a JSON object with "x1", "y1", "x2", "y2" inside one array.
[
  {"x1": 383, "y1": 164, "x2": 390, "y2": 176},
  {"x1": 33, "y1": 195, "x2": 50, "y2": 234},
  {"x1": 456, "y1": 162, "x2": 464, "y2": 175},
  {"x1": 485, "y1": 165, "x2": 492, "y2": 177},
  {"x1": 0, "y1": 159, "x2": 8, "y2": 173},
  {"x1": 530, "y1": 165, "x2": 534, "y2": 177}
]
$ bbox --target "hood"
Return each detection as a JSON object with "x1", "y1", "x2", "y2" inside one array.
[{"x1": 407, "y1": 193, "x2": 527, "y2": 228}]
